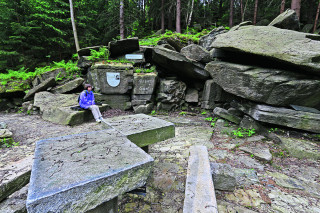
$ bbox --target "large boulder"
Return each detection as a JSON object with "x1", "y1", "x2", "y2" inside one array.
[
  {"x1": 108, "y1": 38, "x2": 139, "y2": 58},
  {"x1": 24, "y1": 77, "x2": 56, "y2": 101},
  {"x1": 152, "y1": 47, "x2": 210, "y2": 80},
  {"x1": 33, "y1": 68, "x2": 67, "y2": 87},
  {"x1": 180, "y1": 44, "x2": 211, "y2": 63},
  {"x1": 157, "y1": 79, "x2": 186, "y2": 110},
  {"x1": 205, "y1": 61, "x2": 320, "y2": 109},
  {"x1": 87, "y1": 63, "x2": 134, "y2": 95},
  {"x1": 236, "y1": 102, "x2": 320, "y2": 133},
  {"x1": 211, "y1": 25, "x2": 320, "y2": 75},
  {"x1": 198, "y1": 26, "x2": 227, "y2": 51},
  {"x1": 33, "y1": 92, "x2": 110, "y2": 125},
  {"x1": 52, "y1": 78, "x2": 84, "y2": 94},
  {"x1": 133, "y1": 73, "x2": 158, "y2": 95},
  {"x1": 269, "y1": 9, "x2": 300, "y2": 31}
]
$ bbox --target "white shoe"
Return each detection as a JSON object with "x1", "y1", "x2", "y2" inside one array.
[
  {"x1": 99, "y1": 117, "x2": 104, "y2": 121},
  {"x1": 96, "y1": 119, "x2": 101, "y2": 123}
]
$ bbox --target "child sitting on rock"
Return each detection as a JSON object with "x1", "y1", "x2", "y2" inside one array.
[{"x1": 79, "y1": 84, "x2": 104, "y2": 123}]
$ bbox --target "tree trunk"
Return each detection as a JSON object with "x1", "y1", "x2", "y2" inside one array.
[
  {"x1": 240, "y1": 0, "x2": 244, "y2": 22},
  {"x1": 229, "y1": 0, "x2": 234, "y2": 27},
  {"x1": 253, "y1": 0, "x2": 258, "y2": 25},
  {"x1": 161, "y1": 0, "x2": 165, "y2": 33},
  {"x1": 187, "y1": 0, "x2": 195, "y2": 27},
  {"x1": 176, "y1": 0, "x2": 181, "y2": 33},
  {"x1": 291, "y1": 0, "x2": 301, "y2": 20},
  {"x1": 69, "y1": 0, "x2": 80, "y2": 53},
  {"x1": 314, "y1": 0, "x2": 320, "y2": 33},
  {"x1": 218, "y1": 0, "x2": 223, "y2": 19},
  {"x1": 280, "y1": 0, "x2": 286, "y2": 14},
  {"x1": 120, "y1": 0, "x2": 125, "y2": 39},
  {"x1": 243, "y1": 0, "x2": 249, "y2": 22}
]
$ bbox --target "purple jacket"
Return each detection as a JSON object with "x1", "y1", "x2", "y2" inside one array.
[{"x1": 79, "y1": 90, "x2": 95, "y2": 109}]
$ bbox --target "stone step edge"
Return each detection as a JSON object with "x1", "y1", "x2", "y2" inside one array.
[{"x1": 183, "y1": 145, "x2": 218, "y2": 213}]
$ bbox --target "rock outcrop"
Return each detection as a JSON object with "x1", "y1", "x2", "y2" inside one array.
[
  {"x1": 211, "y1": 25, "x2": 320, "y2": 75},
  {"x1": 205, "y1": 61, "x2": 320, "y2": 109},
  {"x1": 269, "y1": 9, "x2": 300, "y2": 31}
]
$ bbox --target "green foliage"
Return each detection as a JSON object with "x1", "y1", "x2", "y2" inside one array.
[
  {"x1": 205, "y1": 117, "x2": 213, "y2": 122},
  {"x1": 134, "y1": 66, "x2": 156, "y2": 73},
  {"x1": 232, "y1": 128, "x2": 256, "y2": 138},
  {"x1": 0, "y1": 67, "x2": 34, "y2": 86},
  {"x1": 0, "y1": 138, "x2": 19, "y2": 148},
  {"x1": 151, "y1": 110, "x2": 156, "y2": 115},
  {"x1": 179, "y1": 111, "x2": 187, "y2": 116},
  {"x1": 88, "y1": 47, "x2": 110, "y2": 61},
  {"x1": 201, "y1": 111, "x2": 207, "y2": 115}
]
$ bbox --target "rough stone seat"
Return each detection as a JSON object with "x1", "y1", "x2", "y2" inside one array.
[{"x1": 183, "y1": 146, "x2": 218, "y2": 213}]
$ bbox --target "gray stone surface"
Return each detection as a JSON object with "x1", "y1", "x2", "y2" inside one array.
[
  {"x1": 267, "y1": 172, "x2": 305, "y2": 190},
  {"x1": 180, "y1": 44, "x2": 211, "y2": 63},
  {"x1": 213, "y1": 107, "x2": 241, "y2": 124},
  {"x1": 301, "y1": 24, "x2": 313, "y2": 33},
  {"x1": 0, "y1": 122, "x2": 7, "y2": 129},
  {"x1": 34, "y1": 92, "x2": 111, "y2": 125},
  {"x1": 0, "y1": 129, "x2": 13, "y2": 138},
  {"x1": 133, "y1": 73, "x2": 158, "y2": 95},
  {"x1": 239, "y1": 115, "x2": 263, "y2": 133},
  {"x1": 157, "y1": 79, "x2": 186, "y2": 107},
  {"x1": 217, "y1": 200, "x2": 257, "y2": 213},
  {"x1": 239, "y1": 144, "x2": 272, "y2": 162},
  {"x1": 52, "y1": 78, "x2": 84, "y2": 94},
  {"x1": 105, "y1": 114, "x2": 175, "y2": 148},
  {"x1": 237, "y1": 102, "x2": 320, "y2": 133},
  {"x1": 108, "y1": 38, "x2": 139, "y2": 57},
  {"x1": 205, "y1": 61, "x2": 320, "y2": 108},
  {"x1": 211, "y1": 163, "x2": 259, "y2": 191},
  {"x1": 0, "y1": 184, "x2": 28, "y2": 213},
  {"x1": 201, "y1": 80, "x2": 215, "y2": 109},
  {"x1": 151, "y1": 47, "x2": 210, "y2": 80},
  {"x1": 32, "y1": 68, "x2": 67, "y2": 88},
  {"x1": 199, "y1": 27, "x2": 227, "y2": 51},
  {"x1": 157, "y1": 44, "x2": 175, "y2": 51},
  {"x1": 26, "y1": 128, "x2": 154, "y2": 213},
  {"x1": 269, "y1": 9, "x2": 300, "y2": 30},
  {"x1": 183, "y1": 146, "x2": 218, "y2": 213},
  {"x1": 185, "y1": 88, "x2": 198, "y2": 103},
  {"x1": 87, "y1": 63, "x2": 134, "y2": 95},
  {"x1": 279, "y1": 136, "x2": 320, "y2": 160},
  {"x1": 233, "y1": 155, "x2": 265, "y2": 171},
  {"x1": 211, "y1": 25, "x2": 320, "y2": 75},
  {"x1": 94, "y1": 94, "x2": 131, "y2": 110},
  {"x1": 133, "y1": 103, "x2": 154, "y2": 114},
  {"x1": 0, "y1": 156, "x2": 33, "y2": 202},
  {"x1": 24, "y1": 77, "x2": 56, "y2": 101}
]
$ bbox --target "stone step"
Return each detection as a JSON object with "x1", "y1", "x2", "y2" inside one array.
[
  {"x1": 0, "y1": 156, "x2": 33, "y2": 202},
  {"x1": 104, "y1": 114, "x2": 175, "y2": 148},
  {"x1": 183, "y1": 146, "x2": 218, "y2": 213}
]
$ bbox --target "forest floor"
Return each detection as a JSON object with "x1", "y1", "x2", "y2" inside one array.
[{"x1": 1, "y1": 110, "x2": 320, "y2": 212}]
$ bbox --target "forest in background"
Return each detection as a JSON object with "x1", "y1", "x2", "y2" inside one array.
[{"x1": 1, "y1": 0, "x2": 320, "y2": 73}]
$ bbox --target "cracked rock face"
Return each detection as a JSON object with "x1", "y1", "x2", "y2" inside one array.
[{"x1": 205, "y1": 61, "x2": 320, "y2": 109}]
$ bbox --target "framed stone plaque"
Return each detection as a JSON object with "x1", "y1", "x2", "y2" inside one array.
[{"x1": 106, "y1": 72, "x2": 120, "y2": 87}]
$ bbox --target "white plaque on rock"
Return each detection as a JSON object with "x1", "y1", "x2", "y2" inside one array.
[{"x1": 106, "y1": 72, "x2": 120, "y2": 87}]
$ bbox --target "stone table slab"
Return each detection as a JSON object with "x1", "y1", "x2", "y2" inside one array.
[
  {"x1": 26, "y1": 128, "x2": 154, "y2": 213},
  {"x1": 105, "y1": 114, "x2": 175, "y2": 147}
]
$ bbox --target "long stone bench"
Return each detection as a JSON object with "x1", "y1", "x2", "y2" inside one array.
[
  {"x1": 183, "y1": 146, "x2": 218, "y2": 213},
  {"x1": 25, "y1": 114, "x2": 175, "y2": 212}
]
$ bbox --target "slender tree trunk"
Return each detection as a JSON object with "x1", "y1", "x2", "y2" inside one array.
[
  {"x1": 218, "y1": 0, "x2": 223, "y2": 19},
  {"x1": 176, "y1": 0, "x2": 181, "y2": 33},
  {"x1": 280, "y1": 0, "x2": 286, "y2": 14},
  {"x1": 243, "y1": 0, "x2": 249, "y2": 22},
  {"x1": 229, "y1": 0, "x2": 234, "y2": 27},
  {"x1": 240, "y1": 0, "x2": 244, "y2": 22},
  {"x1": 314, "y1": 0, "x2": 320, "y2": 33},
  {"x1": 161, "y1": 0, "x2": 165, "y2": 33},
  {"x1": 253, "y1": 0, "x2": 258, "y2": 25},
  {"x1": 187, "y1": 0, "x2": 195, "y2": 27},
  {"x1": 69, "y1": 0, "x2": 80, "y2": 53},
  {"x1": 291, "y1": 0, "x2": 301, "y2": 20},
  {"x1": 168, "y1": 4, "x2": 173, "y2": 30},
  {"x1": 120, "y1": 0, "x2": 125, "y2": 39}
]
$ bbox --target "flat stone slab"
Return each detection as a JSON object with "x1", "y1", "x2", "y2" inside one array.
[
  {"x1": 239, "y1": 144, "x2": 272, "y2": 162},
  {"x1": 26, "y1": 128, "x2": 154, "y2": 213},
  {"x1": 105, "y1": 114, "x2": 175, "y2": 147},
  {"x1": 183, "y1": 146, "x2": 218, "y2": 213},
  {"x1": 0, "y1": 156, "x2": 33, "y2": 202}
]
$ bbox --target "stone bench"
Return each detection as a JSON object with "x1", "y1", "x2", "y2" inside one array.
[
  {"x1": 26, "y1": 114, "x2": 175, "y2": 212},
  {"x1": 183, "y1": 146, "x2": 218, "y2": 213}
]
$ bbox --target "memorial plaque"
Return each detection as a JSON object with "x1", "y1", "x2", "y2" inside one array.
[
  {"x1": 106, "y1": 72, "x2": 120, "y2": 87},
  {"x1": 125, "y1": 54, "x2": 143, "y2": 60}
]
